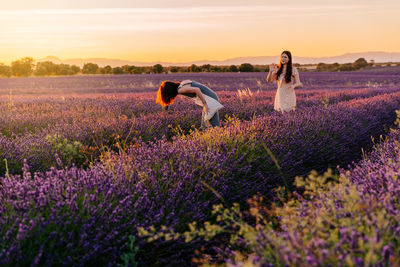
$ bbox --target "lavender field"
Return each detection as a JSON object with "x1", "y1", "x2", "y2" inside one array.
[{"x1": 1, "y1": 69, "x2": 400, "y2": 266}]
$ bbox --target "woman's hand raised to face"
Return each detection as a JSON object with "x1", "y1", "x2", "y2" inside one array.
[
  {"x1": 266, "y1": 63, "x2": 278, "y2": 83},
  {"x1": 269, "y1": 63, "x2": 278, "y2": 73}
]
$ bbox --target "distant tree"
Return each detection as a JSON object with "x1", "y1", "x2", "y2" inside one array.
[
  {"x1": 188, "y1": 64, "x2": 201, "y2": 72},
  {"x1": 332, "y1": 63, "x2": 340, "y2": 70},
  {"x1": 133, "y1": 66, "x2": 145, "y2": 74},
  {"x1": 126, "y1": 65, "x2": 137, "y2": 74},
  {"x1": 218, "y1": 66, "x2": 228, "y2": 72},
  {"x1": 239, "y1": 63, "x2": 254, "y2": 72},
  {"x1": 178, "y1": 66, "x2": 188, "y2": 73},
  {"x1": 253, "y1": 65, "x2": 265, "y2": 72},
  {"x1": 101, "y1": 65, "x2": 113, "y2": 74},
  {"x1": 70, "y1": 65, "x2": 81, "y2": 74},
  {"x1": 121, "y1": 65, "x2": 132, "y2": 74},
  {"x1": 353, "y1": 58, "x2": 368, "y2": 69},
  {"x1": 169, "y1": 66, "x2": 179, "y2": 73},
  {"x1": 0, "y1": 64, "x2": 12, "y2": 77},
  {"x1": 201, "y1": 64, "x2": 211, "y2": 72},
  {"x1": 316, "y1": 63, "x2": 326, "y2": 71},
  {"x1": 34, "y1": 61, "x2": 59, "y2": 76},
  {"x1": 57, "y1": 64, "x2": 72, "y2": 75},
  {"x1": 228, "y1": 65, "x2": 239, "y2": 72},
  {"x1": 82, "y1": 63, "x2": 99, "y2": 74},
  {"x1": 152, "y1": 64, "x2": 163, "y2": 74},
  {"x1": 210, "y1": 65, "x2": 222, "y2": 72},
  {"x1": 228, "y1": 65, "x2": 238, "y2": 72},
  {"x1": 34, "y1": 62, "x2": 81, "y2": 76},
  {"x1": 142, "y1": 66, "x2": 152, "y2": 74},
  {"x1": 11, "y1": 57, "x2": 34, "y2": 77},
  {"x1": 112, "y1": 66, "x2": 124, "y2": 74},
  {"x1": 146, "y1": 67, "x2": 154, "y2": 74},
  {"x1": 338, "y1": 63, "x2": 356, "y2": 72}
]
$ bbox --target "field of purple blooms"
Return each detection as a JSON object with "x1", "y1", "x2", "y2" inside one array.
[
  {"x1": 0, "y1": 70, "x2": 400, "y2": 266},
  {"x1": 151, "y1": 113, "x2": 400, "y2": 266}
]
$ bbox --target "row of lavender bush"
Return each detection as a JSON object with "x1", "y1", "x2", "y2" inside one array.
[
  {"x1": 1, "y1": 93, "x2": 400, "y2": 266},
  {"x1": 1, "y1": 88, "x2": 398, "y2": 175},
  {"x1": 156, "y1": 112, "x2": 400, "y2": 266},
  {"x1": 1, "y1": 88, "x2": 394, "y2": 136},
  {"x1": 1, "y1": 71, "x2": 399, "y2": 95}
]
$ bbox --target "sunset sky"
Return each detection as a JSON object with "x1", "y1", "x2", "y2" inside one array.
[{"x1": 0, "y1": 0, "x2": 399, "y2": 64}]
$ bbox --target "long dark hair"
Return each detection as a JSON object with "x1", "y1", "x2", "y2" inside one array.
[
  {"x1": 276, "y1": 51, "x2": 293, "y2": 83},
  {"x1": 156, "y1": 81, "x2": 180, "y2": 106}
]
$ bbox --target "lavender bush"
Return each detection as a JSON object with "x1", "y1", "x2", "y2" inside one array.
[
  {"x1": 1, "y1": 70, "x2": 400, "y2": 265},
  {"x1": 1, "y1": 87, "x2": 398, "y2": 175},
  {"x1": 144, "y1": 112, "x2": 400, "y2": 266},
  {"x1": 1, "y1": 94, "x2": 400, "y2": 265}
]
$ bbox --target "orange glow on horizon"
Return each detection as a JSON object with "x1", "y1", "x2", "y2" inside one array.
[{"x1": 0, "y1": 3, "x2": 399, "y2": 64}]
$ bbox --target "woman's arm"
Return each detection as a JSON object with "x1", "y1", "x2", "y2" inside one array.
[
  {"x1": 266, "y1": 64, "x2": 277, "y2": 83},
  {"x1": 178, "y1": 86, "x2": 209, "y2": 112},
  {"x1": 292, "y1": 69, "x2": 303, "y2": 89}
]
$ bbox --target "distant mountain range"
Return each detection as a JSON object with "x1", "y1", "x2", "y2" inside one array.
[{"x1": 36, "y1": 52, "x2": 400, "y2": 67}]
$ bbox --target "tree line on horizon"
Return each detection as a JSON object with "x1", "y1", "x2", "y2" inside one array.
[
  {"x1": 0, "y1": 57, "x2": 396, "y2": 78},
  {"x1": 0, "y1": 57, "x2": 269, "y2": 77}
]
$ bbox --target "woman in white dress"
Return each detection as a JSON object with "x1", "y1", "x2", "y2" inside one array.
[
  {"x1": 266, "y1": 51, "x2": 303, "y2": 112},
  {"x1": 156, "y1": 80, "x2": 223, "y2": 128}
]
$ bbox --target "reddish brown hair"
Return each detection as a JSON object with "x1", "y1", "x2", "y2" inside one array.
[{"x1": 155, "y1": 81, "x2": 180, "y2": 107}]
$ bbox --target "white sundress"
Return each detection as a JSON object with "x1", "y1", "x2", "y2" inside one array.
[{"x1": 274, "y1": 67, "x2": 298, "y2": 112}]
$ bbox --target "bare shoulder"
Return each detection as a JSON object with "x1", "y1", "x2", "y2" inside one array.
[{"x1": 180, "y1": 79, "x2": 192, "y2": 85}]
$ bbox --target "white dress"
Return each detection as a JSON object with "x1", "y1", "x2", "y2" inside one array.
[
  {"x1": 274, "y1": 67, "x2": 298, "y2": 112},
  {"x1": 179, "y1": 80, "x2": 223, "y2": 127},
  {"x1": 191, "y1": 94, "x2": 223, "y2": 121}
]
